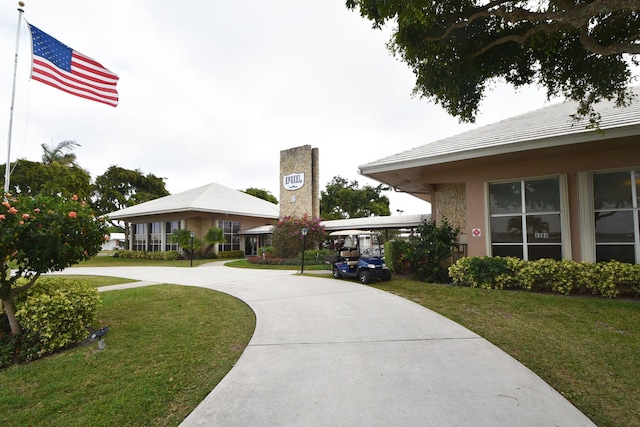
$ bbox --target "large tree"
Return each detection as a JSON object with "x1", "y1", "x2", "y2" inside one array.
[
  {"x1": 1, "y1": 160, "x2": 92, "y2": 200},
  {"x1": 92, "y1": 166, "x2": 170, "y2": 217},
  {"x1": 346, "y1": 0, "x2": 640, "y2": 123},
  {"x1": 321, "y1": 176, "x2": 391, "y2": 220}
]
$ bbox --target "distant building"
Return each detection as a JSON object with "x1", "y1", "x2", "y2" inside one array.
[{"x1": 108, "y1": 182, "x2": 280, "y2": 256}]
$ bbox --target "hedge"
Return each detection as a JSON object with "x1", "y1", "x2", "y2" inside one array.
[
  {"x1": 14, "y1": 277, "x2": 101, "y2": 361},
  {"x1": 449, "y1": 257, "x2": 640, "y2": 298}
]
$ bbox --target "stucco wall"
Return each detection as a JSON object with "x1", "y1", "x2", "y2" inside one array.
[{"x1": 417, "y1": 137, "x2": 640, "y2": 261}]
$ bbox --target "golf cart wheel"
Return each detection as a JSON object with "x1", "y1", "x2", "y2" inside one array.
[
  {"x1": 382, "y1": 270, "x2": 392, "y2": 281},
  {"x1": 332, "y1": 267, "x2": 342, "y2": 279},
  {"x1": 359, "y1": 270, "x2": 372, "y2": 284}
]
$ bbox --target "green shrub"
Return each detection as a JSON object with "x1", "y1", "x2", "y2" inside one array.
[
  {"x1": 385, "y1": 239, "x2": 411, "y2": 274},
  {"x1": 14, "y1": 277, "x2": 100, "y2": 361},
  {"x1": 449, "y1": 256, "x2": 523, "y2": 289},
  {"x1": 449, "y1": 257, "x2": 640, "y2": 298},
  {"x1": 218, "y1": 250, "x2": 244, "y2": 259},
  {"x1": 114, "y1": 250, "x2": 181, "y2": 260},
  {"x1": 296, "y1": 248, "x2": 332, "y2": 264},
  {"x1": 407, "y1": 219, "x2": 460, "y2": 283}
]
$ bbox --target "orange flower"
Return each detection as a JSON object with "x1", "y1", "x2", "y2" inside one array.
[
  {"x1": 68, "y1": 211, "x2": 77, "y2": 218},
  {"x1": 22, "y1": 213, "x2": 30, "y2": 219},
  {"x1": 2, "y1": 201, "x2": 10, "y2": 208},
  {"x1": 34, "y1": 208, "x2": 40, "y2": 214},
  {"x1": 8, "y1": 207, "x2": 17, "y2": 214},
  {"x1": 0, "y1": 214, "x2": 5, "y2": 220},
  {"x1": 72, "y1": 194, "x2": 79, "y2": 201}
]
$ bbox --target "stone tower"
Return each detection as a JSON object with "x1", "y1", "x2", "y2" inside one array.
[{"x1": 279, "y1": 145, "x2": 319, "y2": 218}]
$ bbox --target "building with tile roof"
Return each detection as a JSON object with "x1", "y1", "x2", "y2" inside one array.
[{"x1": 359, "y1": 89, "x2": 640, "y2": 264}]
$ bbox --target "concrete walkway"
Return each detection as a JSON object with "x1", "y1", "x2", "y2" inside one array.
[{"x1": 54, "y1": 264, "x2": 595, "y2": 426}]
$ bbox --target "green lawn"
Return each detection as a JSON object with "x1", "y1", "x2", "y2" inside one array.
[
  {"x1": 3, "y1": 261, "x2": 638, "y2": 426},
  {"x1": 0, "y1": 284, "x2": 255, "y2": 427},
  {"x1": 370, "y1": 278, "x2": 640, "y2": 427}
]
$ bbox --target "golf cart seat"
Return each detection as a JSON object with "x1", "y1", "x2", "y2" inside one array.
[{"x1": 339, "y1": 247, "x2": 360, "y2": 265}]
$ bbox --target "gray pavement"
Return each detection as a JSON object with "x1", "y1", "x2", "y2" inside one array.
[{"x1": 54, "y1": 264, "x2": 596, "y2": 426}]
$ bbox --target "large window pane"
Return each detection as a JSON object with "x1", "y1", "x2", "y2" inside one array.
[
  {"x1": 489, "y1": 182, "x2": 522, "y2": 214},
  {"x1": 492, "y1": 245, "x2": 523, "y2": 258},
  {"x1": 528, "y1": 245, "x2": 562, "y2": 261},
  {"x1": 596, "y1": 245, "x2": 635, "y2": 263},
  {"x1": 593, "y1": 171, "x2": 632, "y2": 209},
  {"x1": 525, "y1": 178, "x2": 560, "y2": 212},
  {"x1": 490, "y1": 216, "x2": 523, "y2": 243},
  {"x1": 594, "y1": 211, "x2": 635, "y2": 242}
]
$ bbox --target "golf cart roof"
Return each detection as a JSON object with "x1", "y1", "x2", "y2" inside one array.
[{"x1": 329, "y1": 229, "x2": 379, "y2": 236}]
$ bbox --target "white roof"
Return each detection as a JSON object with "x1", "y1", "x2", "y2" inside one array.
[
  {"x1": 238, "y1": 214, "x2": 430, "y2": 235},
  {"x1": 108, "y1": 182, "x2": 280, "y2": 220},
  {"x1": 359, "y1": 88, "x2": 640, "y2": 174}
]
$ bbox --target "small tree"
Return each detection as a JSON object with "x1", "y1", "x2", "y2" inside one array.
[
  {"x1": 167, "y1": 227, "x2": 225, "y2": 259},
  {"x1": 0, "y1": 193, "x2": 108, "y2": 335},
  {"x1": 271, "y1": 215, "x2": 327, "y2": 258},
  {"x1": 407, "y1": 219, "x2": 460, "y2": 283}
]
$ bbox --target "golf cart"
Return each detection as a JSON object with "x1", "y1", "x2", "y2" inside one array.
[{"x1": 329, "y1": 230, "x2": 392, "y2": 284}]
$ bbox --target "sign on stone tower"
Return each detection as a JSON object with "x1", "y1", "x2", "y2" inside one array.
[{"x1": 279, "y1": 145, "x2": 319, "y2": 218}]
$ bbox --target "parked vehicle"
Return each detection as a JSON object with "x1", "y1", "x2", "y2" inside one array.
[{"x1": 329, "y1": 230, "x2": 392, "y2": 284}]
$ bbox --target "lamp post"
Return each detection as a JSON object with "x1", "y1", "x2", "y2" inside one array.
[
  {"x1": 301, "y1": 227, "x2": 309, "y2": 274},
  {"x1": 189, "y1": 231, "x2": 195, "y2": 267}
]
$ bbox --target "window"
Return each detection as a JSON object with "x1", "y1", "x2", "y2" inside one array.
[
  {"x1": 593, "y1": 169, "x2": 640, "y2": 263},
  {"x1": 489, "y1": 177, "x2": 564, "y2": 260},
  {"x1": 133, "y1": 223, "x2": 147, "y2": 251},
  {"x1": 165, "y1": 221, "x2": 181, "y2": 251},
  {"x1": 218, "y1": 221, "x2": 240, "y2": 252},
  {"x1": 149, "y1": 222, "x2": 162, "y2": 252}
]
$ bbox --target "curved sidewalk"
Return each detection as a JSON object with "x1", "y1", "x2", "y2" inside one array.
[{"x1": 57, "y1": 264, "x2": 595, "y2": 426}]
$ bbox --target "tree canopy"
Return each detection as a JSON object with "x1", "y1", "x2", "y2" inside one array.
[
  {"x1": 41, "y1": 140, "x2": 81, "y2": 167},
  {"x1": 1, "y1": 159, "x2": 92, "y2": 200},
  {"x1": 243, "y1": 188, "x2": 278, "y2": 204},
  {"x1": 320, "y1": 176, "x2": 391, "y2": 220},
  {"x1": 92, "y1": 166, "x2": 170, "y2": 217},
  {"x1": 346, "y1": 0, "x2": 640, "y2": 123}
]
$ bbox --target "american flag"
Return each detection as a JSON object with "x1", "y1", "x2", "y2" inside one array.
[{"x1": 27, "y1": 23, "x2": 119, "y2": 107}]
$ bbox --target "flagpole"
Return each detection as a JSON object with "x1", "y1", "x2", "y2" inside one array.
[{"x1": 4, "y1": 2, "x2": 26, "y2": 196}]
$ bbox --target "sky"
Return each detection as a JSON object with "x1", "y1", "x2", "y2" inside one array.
[{"x1": 0, "y1": 0, "x2": 571, "y2": 216}]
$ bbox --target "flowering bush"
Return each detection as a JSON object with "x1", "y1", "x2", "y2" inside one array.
[
  {"x1": 0, "y1": 193, "x2": 107, "y2": 335},
  {"x1": 271, "y1": 215, "x2": 327, "y2": 258}
]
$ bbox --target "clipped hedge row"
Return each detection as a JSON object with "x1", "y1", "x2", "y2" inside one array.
[
  {"x1": 449, "y1": 257, "x2": 640, "y2": 298},
  {"x1": 218, "y1": 250, "x2": 245, "y2": 259},
  {"x1": 113, "y1": 250, "x2": 181, "y2": 260},
  {"x1": 14, "y1": 277, "x2": 101, "y2": 361}
]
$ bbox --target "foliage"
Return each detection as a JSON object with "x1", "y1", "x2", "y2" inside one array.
[
  {"x1": 91, "y1": 166, "x2": 170, "y2": 220},
  {"x1": 346, "y1": 0, "x2": 639, "y2": 124},
  {"x1": 449, "y1": 257, "x2": 640, "y2": 298},
  {"x1": 406, "y1": 219, "x2": 460, "y2": 283},
  {"x1": 449, "y1": 256, "x2": 524, "y2": 289},
  {"x1": 167, "y1": 227, "x2": 226, "y2": 259},
  {"x1": 384, "y1": 239, "x2": 411, "y2": 274},
  {"x1": 320, "y1": 176, "x2": 390, "y2": 220},
  {"x1": 0, "y1": 193, "x2": 107, "y2": 335},
  {"x1": 0, "y1": 159, "x2": 92, "y2": 200},
  {"x1": 271, "y1": 215, "x2": 327, "y2": 258},
  {"x1": 112, "y1": 250, "x2": 182, "y2": 260},
  {"x1": 243, "y1": 187, "x2": 278, "y2": 204},
  {"x1": 218, "y1": 250, "x2": 245, "y2": 259},
  {"x1": 41, "y1": 140, "x2": 81, "y2": 167},
  {"x1": 14, "y1": 277, "x2": 100, "y2": 362}
]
